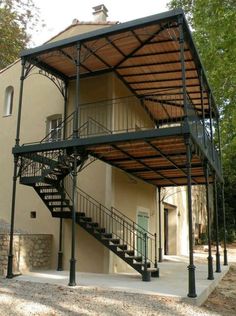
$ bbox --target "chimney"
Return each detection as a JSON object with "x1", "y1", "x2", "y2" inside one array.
[{"x1": 92, "y1": 4, "x2": 108, "y2": 22}]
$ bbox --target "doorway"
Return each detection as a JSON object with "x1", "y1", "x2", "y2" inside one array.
[
  {"x1": 137, "y1": 210, "x2": 149, "y2": 255},
  {"x1": 164, "y1": 208, "x2": 169, "y2": 255}
]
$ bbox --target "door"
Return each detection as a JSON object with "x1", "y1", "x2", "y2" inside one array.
[
  {"x1": 137, "y1": 211, "x2": 149, "y2": 255},
  {"x1": 164, "y1": 208, "x2": 169, "y2": 255}
]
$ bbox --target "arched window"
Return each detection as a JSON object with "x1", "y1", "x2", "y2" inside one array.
[
  {"x1": 46, "y1": 114, "x2": 62, "y2": 142},
  {"x1": 4, "y1": 86, "x2": 14, "y2": 116}
]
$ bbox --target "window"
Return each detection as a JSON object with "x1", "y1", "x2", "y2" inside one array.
[
  {"x1": 4, "y1": 86, "x2": 14, "y2": 116},
  {"x1": 47, "y1": 115, "x2": 62, "y2": 142}
]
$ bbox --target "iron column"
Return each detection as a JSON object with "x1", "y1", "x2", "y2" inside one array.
[
  {"x1": 186, "y1": 136, "x2": 197, "y2": 297},
  {"x1": 221, "y1": 183, "x2": 228, "y2": 265},
  {"x1": 57, "y1": 82, "x2": 68, "y2": 271},
  {"x1": 213, "y1": 174, "x2": 221, "y2": 272},
  {"x1": 204, "y1": 163, "x2": 214, "y2": 280},
  {"x1": 158, "y1": 187, "x2": 163, "y2": 262},
  {"x1": 7, "y1": 59, "x2": 26, "y2": 278},
  {"x1": 69, "y1": 148, "x2": 78, "y2": 286},
  {"x1": 216, "y1": 117, "x2": 228, "y2": 265},
  {"x1": 73, "y1": 42, "x2": 81, "y2": 139}
]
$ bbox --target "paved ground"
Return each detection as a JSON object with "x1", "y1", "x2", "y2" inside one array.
[
  {"x1": 0, "y1": 245, "x2": 235, "y2": 315},
  {"x1": 14, "y1": 259, "x2": 229, "y2": 306}
]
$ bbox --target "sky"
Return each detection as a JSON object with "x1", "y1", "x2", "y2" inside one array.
[{"x1": 31, "y1": 0, "x2": 169, "y2": 46}]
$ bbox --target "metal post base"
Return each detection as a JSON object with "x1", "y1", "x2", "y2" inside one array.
[
  {"x1": 6, "y1": 255, "x2": 14, "y2": 279},
  {"x1": 57, "y1": 251, "x2": 63, "y2": 271},
  {"x1": 68, "y1": 258, "x2": 76, "y2": 286},
  {"x1": 158, "y1": 248, "x2": 163, "y2": 262},
  {"x1": 215, "y1": 252, "x2": 221, "y2": 273},
  {"x1": 223, "y1": 249, "x2": 228, "y2": 266},
  {"x1": 207, "y1": 256, "x2": 214, "y2": 280},
  {"x1": 187, "y1": 264, "x2": 197, "y2": 298},
  {"x1": 142, "y1": 271, "x2": 151, "y2": 282}
]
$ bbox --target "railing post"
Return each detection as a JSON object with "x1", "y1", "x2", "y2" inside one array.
[
  {"x1": 213, "y1": 173, "x2": 221, "y2": 273},
  {"x1": 204, "y1": 162, "x2": 214, "y2": 280}
]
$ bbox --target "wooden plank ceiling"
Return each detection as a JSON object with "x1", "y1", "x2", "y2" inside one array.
[
  {"x1": 30, "y1": 18, "x2": 212, "y2": 123},
  {"x1": 87, "y1": 135, "x2": 211, "y2": 187}
]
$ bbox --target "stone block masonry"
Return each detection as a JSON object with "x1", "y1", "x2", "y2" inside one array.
[{"x1": 0, "y1": 234, "x2": 52, "y2": 276}]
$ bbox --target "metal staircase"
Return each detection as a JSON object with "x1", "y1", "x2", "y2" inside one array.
[{"x1": 19, "y1": 147, "x2": 159, "y2": 281}]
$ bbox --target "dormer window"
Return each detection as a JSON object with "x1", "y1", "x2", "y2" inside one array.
[{"x1": 3, "y1": 86, "x2": 14, "y2": 116}]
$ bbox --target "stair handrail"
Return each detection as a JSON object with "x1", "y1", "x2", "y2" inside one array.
[
  {"x1": 63, "y1": 173, "x2": 155, "y2": 243},
  {"x1": 76, "y1": 183, "x2": 155, "y2": 240},
  {"x1": 63, "y1": 177, "x2": 155, "y2": 263}
]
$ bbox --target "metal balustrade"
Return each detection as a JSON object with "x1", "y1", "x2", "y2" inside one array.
[{"x1": 63, "y1": 174, "x2": 157, "y2": 269}]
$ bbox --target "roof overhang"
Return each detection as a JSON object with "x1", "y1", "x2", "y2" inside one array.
[{"x1": 21, "y1": 9, "x2": 218, "y2": 119}]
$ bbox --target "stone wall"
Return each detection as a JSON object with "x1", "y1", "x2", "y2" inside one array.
[{"x1": 0, "y1": 234, "x2": 52, "y2": 276}]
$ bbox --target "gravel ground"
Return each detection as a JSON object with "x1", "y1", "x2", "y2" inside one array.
[
  {"x1": 0, "y1": 245, "x2": 235, "y2": 316},
  {"x1": 0, "y1": 278, "x2": 220, "y2": 316}
]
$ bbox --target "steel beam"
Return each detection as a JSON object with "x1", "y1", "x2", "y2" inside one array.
[{"x1": 111, "y1": 144, "x2": 179, "y2": 186}]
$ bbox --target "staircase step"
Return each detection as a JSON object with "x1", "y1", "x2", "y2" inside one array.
[
  {"x1": 121, "y1": 250, "x2": 135, "y2": 256},
  {"x1": 77, "y1": 212, "x2": 85, "y2": 217},
  {"x1": 40, "y1": 192, "x2": 63, "y2": 196},
  {"x1": 20, "y1": 176, "x2": 43, "y2": 185},
  {"x1": 35, "y1": 185, "x2": 53, "y2": 189},
  {"x1": 79, "y1": 216, "x2": 92, "y2": 222},
  {"x1": 45, "y1": 198, "x2": 69, "y2": 202},
  {"x1": 127, "y1": 256, "x2": 143, "y2": 262},
  {"x1": 95, "y1": 228, "x2": 106, "y2": 233},
  {"x1": 101, "y1": 233, "x2": 112, "y2": 238},
  {"x1": 102, "y1": 238, "x2": 120, "y2": 244},
  {"x1": 52, "y1": 211, "x2": 72, "y2": 218},
  {"x1": 115, "y1": 244, "x2": 128, "y2": 251},
  {"x1": 43, "y1": 177, "x2": 59, "y2": 185},
  {"x1": 86, "y1": 222, "x2": 99, "y2": 228},
  {"x1": 133, "y1": 262, "x2": 151, "y2": 268}
]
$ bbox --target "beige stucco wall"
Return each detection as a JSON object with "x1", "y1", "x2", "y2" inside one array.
[{"x1": 0, "y1": 62, "x2": 64, "y2": 269}]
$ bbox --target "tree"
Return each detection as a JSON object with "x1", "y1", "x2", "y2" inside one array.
[
  {"x1": 0, "y1": 0, "x2": 43, "y2": 69},
  {"x1": 168, "y1": 0, "x2": 236, "y2": 238}
]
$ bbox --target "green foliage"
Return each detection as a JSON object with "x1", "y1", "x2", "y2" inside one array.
[
  {"x1": 168, "y1": 0, "x2": 236, "y2": 234},
  {"x1": 0, "y1": 0, "x2": 43, "y2": 69}
]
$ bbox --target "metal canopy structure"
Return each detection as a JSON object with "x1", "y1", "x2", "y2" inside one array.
[
  {"x1": 21, "y1": 9, "x2": 218, "y2": 121},
  {"x1": 6, "y1": 9, "x2": 228, "y2": 299}
]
